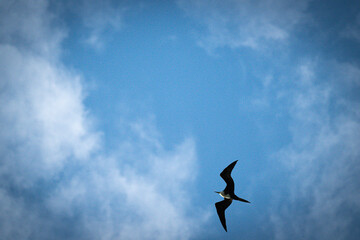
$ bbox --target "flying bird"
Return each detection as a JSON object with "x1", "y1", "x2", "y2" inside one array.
[{"x1": 215, "y1": 160, "x2": 250, "y2": 232}]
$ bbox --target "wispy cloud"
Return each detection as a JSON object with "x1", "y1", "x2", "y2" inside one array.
[
  {"x1": 0, "y1": 0, "x2": 64, "y2": 57},
  {"x1": 177, "y1": 0, "x2": 310, "y2": 52},
  {"x1": 78, "y1": 0, "x2": 126, "y2": 50},
  {"x1": 270, "y1": 60, "x2": 360, "y2": 239},
  {"x1": 342, "y1": 12, "x2": 360, "y2": 43},
  {"x1": 0, "y1": 1, "x2": 205, "y2": 239}
]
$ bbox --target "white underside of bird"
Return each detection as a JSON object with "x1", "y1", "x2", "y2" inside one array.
[{"x1": 218, "y1": 191, "x2": 232, "y2": 199}]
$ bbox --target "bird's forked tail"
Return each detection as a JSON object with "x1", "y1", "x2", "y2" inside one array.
[{"x1": 233, "y1": 195, "x2": 250, "y2": 203}]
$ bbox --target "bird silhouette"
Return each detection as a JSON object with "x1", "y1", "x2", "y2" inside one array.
[{"x1": 215, "y1": 160, "x2": 250, "y2": 232}]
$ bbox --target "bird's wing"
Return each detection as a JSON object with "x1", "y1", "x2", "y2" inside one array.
[
  {"x1": 215, "y1": 199, "x2": 233, "y2": 232},
  {"x1": 220, "y1": 160, "x2": 238, "y2": 194}
]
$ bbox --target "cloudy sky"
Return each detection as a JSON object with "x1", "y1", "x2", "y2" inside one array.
[{"x1": 1, "y1": 0, "x2": 360, "y2": 239}]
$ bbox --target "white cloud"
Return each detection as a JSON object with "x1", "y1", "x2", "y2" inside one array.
[
  {"x1": 177, "y1": 0, "x2": 310, "y2": 52},
  {"x1": 0, "y1": 1, "x2": 205, "y2": 239},
  {"x1": 0, "y1": 45, "x2": 99, "y2": 185},
  {"x1": 47, "y1": 131, "x2": 203, "y2": 240},
  {"x1": 270, "y1": 60, "x2": 360, "y2": 240}
]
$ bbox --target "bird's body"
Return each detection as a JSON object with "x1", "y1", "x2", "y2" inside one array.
[{"x1": 215, "y1": 160, "x2": 250, "y2": 232}]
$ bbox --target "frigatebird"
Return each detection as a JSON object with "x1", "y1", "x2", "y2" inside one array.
[{"x1": 215, "y1": 160, "x2": 250, "y2": 232}]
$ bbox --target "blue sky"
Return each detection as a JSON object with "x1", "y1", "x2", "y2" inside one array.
[{"x1": 1, "y1": 0, "x2": 360, "y2": 239}]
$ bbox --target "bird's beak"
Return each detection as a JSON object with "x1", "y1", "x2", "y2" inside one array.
[{"x1": 214, "y1": 191, "x2": 220, "y2": 194}]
